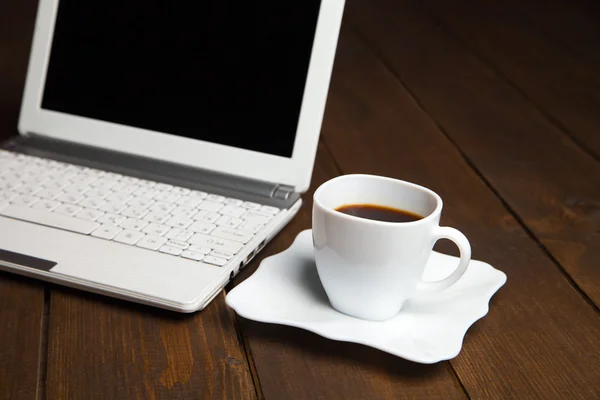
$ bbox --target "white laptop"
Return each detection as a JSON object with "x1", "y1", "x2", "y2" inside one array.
[{"x1": 0, "y1": 0, "x2": 344, "y2": 312}]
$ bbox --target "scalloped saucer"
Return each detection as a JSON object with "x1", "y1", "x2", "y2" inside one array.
[{"x1": 226, "y1": 230, "x2": 506, "y2": 363}]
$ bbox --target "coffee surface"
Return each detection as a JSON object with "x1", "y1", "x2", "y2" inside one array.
[{"x1": 335, "y1": 204, "x2": 423, "y2": 223}]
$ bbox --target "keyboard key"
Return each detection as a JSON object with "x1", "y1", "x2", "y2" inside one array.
[
  {"x1": 175, "y1": 196, "x2": 203, "y2": 208},
  {"x1": 197, "y1": 201, "x2": 223, "y2": 212},
  {"x1": 154, "y1": 192, "x2": 180, "y2": 203},
  {"x1": 112, "y1": 182, "x2": 140, "y2": 193},
  {"x1": 165, "y1": 228, "x2": 194, "y2": 241},
  {"x1": 98, "y1": 201, "x2": 128, "y2": 214},
  {"x1": 79, "y1": 197, "x2": 105, "y2": 209},
  {"x1": 0, "y1": 191, "x2": 17, "y2": 202},
  {"x1": 166, "y1": 239, "x2": 189, "y2": 250},
  {"x1": 64, "y1": 183, "x2": 89, "y2": 195},
  {"x1": 219, "y1": 205, "x2": 246, "y2": 218},
  {"x1": 238, "y1": 220, "x2": 265, "y2": 234},
  {"x1": 0, "y1": 180, "x2": 21, "y2": 191},
  {"x1": 215, "y1": 215, "x2": 243, "y2": 228},
  {"x1": 32, "y1": 200, "x2": 61, "y2": 212},
  {"x1": 260, "y1": 205, "x2": 280, "y2": 215},
  {"x1": 171, "y1": 187, "x2": 190, "y2": 195},
  {"x1": 165, "y1": 215, "x2": 193, "y2": 229},
  {"x1": 136, "y1": 234, "x2": 167, "y2": 250},
  {"x1": 75, "y1": 208, "x2": 104, "y2": 221},
  {"x1": 98, "y1": 213, "x2": 126, "y2": 226},
  {"x1": 192, "y1": 210, "x2": 220, "y2": 223},
  {"x1": 171, "y1": 205, "x2": 196, "y2": 217},
  {"x1": 241, "y1": 210, "x2": 272, "y2": 224},
  {"x1": 113, "y1": 229, "x2": 145, "y2": 245},
  {"x1": 210, "y1": 250, "x2": 233, "y2": 260},
  {"x1": 0, "y1": 205, "x2": 99, "y2": 234},
  {"x1": 181, "y1": 250, "x2": 205, "y2": 261},
  {"x1": 120, "y1": 218, "x2": 149, "y2": 231},
  {"x1": 137, "y1": 180, "x2": 156, "y2": 188},
  {"x1": 154, "y1": 183, "x2": 173, "y2": 191},
  {"x1": 118, "y1": 176, "x2": 139, "y2": 184},
  {"x1": 190, "y1": 190, "x2": 207, "y2": 198},
  {"x1": 159, "y1": 245, "x2": 182, "y2": 256},
  {"x1": 91, "y1": 224, "x2": 123, "y2": 240},
  {"x1": 242, "y1": 201, "x2": 261, "y2": 210},
  {"x1": 189, "y1": 245, "x2": 211, "y2": 254},
  {"x1": 134, "y1": 187, "x2": 160, "y2": 198},
  {"x1": 187, "y1": 234, "x2": 243, "y2": 254},
  {"x1": 58, "y1": 193, "x2": 84, "y2": 205},
  {"x1": 15, "y1": 184, "x2": 41, "y2": 195},
  {"x1": 91, "y1": 178, "x2": 118, "y2": 189},
  {"x1": 144, "y1": 211, "x2": 171, "y2": 224},
  {"x1": 127, "y1": 196, "x2": 154, "y2": 209},
  {"x1": 207, "y1": 194, "x2": 225, "y2": 203},
  {"x1": 41, "y1": 179, "x2": 68, "y2": 190},
  {"x1": 189, "y1": 221, "x2": 216, "y2": 234},
  {"x1": 121, "y1": 206, "x2": 149, "y2": 219},
  {"x1": 85, "y1": 188, "x2": 111, "y2": 198},
  {"x1": 149, "y1": 201, "x2": 176, "y2": 213},
  {"x1": 211, "y1": 226, "x2": 253, "y2": 244},
  {"x1": 142, "y1": 223, "x2": 171, "y2": 236},
  {"x1": 105, "y1": 191, "x2": 133, "y2": 203},
  {"x1": 225, "y1": 198, "x2": 243, "y2": 206},
  {"x1": 36, "y1": 188, "x2": 62, "y2": 200},
  {"x1": 11, "y1": 194, "x2": 39, "y2": 207},
  {"x1": 203, "y1": 255, "x2": 227, "y2": 266},
  {"x1": 54, "y1": 204, "x2": 82, "y2": 217}
]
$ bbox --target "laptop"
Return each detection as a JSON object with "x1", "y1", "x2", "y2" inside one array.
[{"x1": 0, "y1": 0, "x2": 345, "y2": 312}]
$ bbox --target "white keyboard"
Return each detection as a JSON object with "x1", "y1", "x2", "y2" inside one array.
[{"x1": 0, "y1": 150, "x2": 280, "y2": 266}]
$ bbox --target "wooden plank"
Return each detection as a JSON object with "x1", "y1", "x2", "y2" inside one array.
[
  {"x1": 0, "y1": 274, "x2": 45, "y2": 400},
  {"x1": 422, "y1": 0, "x2": 600, "y2": 159},
  {"x1": 321, "y1": 22, "x2": 600, "y2": 398},
  {"x1": 0, "y1": 1, "x2": 47, "y2": 399},
  {"x1": 230, "y1": 143, "x2": 468, "y2": 400},
  {"x1": 499, "y1": 0, "x2": 600, "y2": 70},
  {"x1": 45, "y1": 290, "x2": 257, "y2": 399},
  {"x1": 347, "y1": 0, "x2": 600, "y2": 309}
]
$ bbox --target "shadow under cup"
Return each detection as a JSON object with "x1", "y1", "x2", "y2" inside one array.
[{"x1": 312, "y1": 174, "x2": 444, "y2": 321}]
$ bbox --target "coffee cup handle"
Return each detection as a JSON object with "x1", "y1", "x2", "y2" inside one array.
[{"x1": 416, "y1": 226, "x2": 471, "y2": 293}]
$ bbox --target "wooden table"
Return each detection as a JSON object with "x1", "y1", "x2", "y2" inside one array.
[{"x1": 2, "y1": 0, "x2": 600, "y2": 398}]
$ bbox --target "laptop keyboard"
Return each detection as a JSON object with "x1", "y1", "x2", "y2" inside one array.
[{"x1": 0, "y1": 150, "x2": 280, "y2": 266}]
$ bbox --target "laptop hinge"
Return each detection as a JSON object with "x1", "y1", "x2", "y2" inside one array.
[
  {"x1": 5, "y1": 135, "x2": 302, "y2": 209},
  {"x1": 271, "y1": 185, "x2": 295, "y2": 200}
]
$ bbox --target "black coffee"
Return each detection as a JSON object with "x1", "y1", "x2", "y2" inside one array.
[{"x1": 335, "y1": 204, "x2": 423, "y2": 223}]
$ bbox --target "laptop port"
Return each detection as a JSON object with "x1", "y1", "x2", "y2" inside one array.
[
  {"x1": 244, "y1": 251, "x2": 256, "y2": 265},
  {"x1": 257, "y1": 239, "x2": 267, "y2": 251}
]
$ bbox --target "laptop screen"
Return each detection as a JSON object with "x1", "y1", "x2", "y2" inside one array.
[{"x1": 41, "y1": 1, "x2": 323, "y2": 158}]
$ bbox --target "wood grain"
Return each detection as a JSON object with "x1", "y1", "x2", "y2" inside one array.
[
  {"x1": 230, "y1": 143, "x2": 468, "y2": 400},
  {"x1": 45, "y1": 290, "x2": 256, "y2": 400},
  {"x1": 347, "y1": 0, "x2": 600, "y2": 309},
  {"x1": 502, "y1": 0, "x2": 600, "y2": 70},
  {"x1": 321, "y1": 23, "x2": 600, "y2": 398},
  {"x1": 423, "y1": 0, "x2": 600, "y2": 159},
  {"x1": 0, "y1": 274, "x2": 45, "y2": 400},
  {"x1": 0, "y1": 1, "x2": 46, "y2": 399}
]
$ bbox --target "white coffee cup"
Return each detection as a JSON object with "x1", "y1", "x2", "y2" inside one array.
[{"x1": 312, "y1": 174, "x2": 471, "y2": 321}]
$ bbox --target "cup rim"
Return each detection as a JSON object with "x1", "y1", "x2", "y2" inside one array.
[{"x1": 313, "y1": 174, "x2": 443, "y2": 227}]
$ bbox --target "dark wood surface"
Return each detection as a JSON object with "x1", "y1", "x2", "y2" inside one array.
[
  {"x1": 45, "y1": 290, "x2": 256, "y2": 400},
  {"x1": 2, "y1": 0, "x2": 600, "y2": 399}
]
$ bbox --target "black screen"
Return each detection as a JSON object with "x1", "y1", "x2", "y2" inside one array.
[{"x1": 41, "y1": 1, "x2": 322, "y2": 158}]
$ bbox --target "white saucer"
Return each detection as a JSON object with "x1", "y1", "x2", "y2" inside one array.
[{"x1": 226, "y1": 230, "x2": 506, "y2": 364}]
